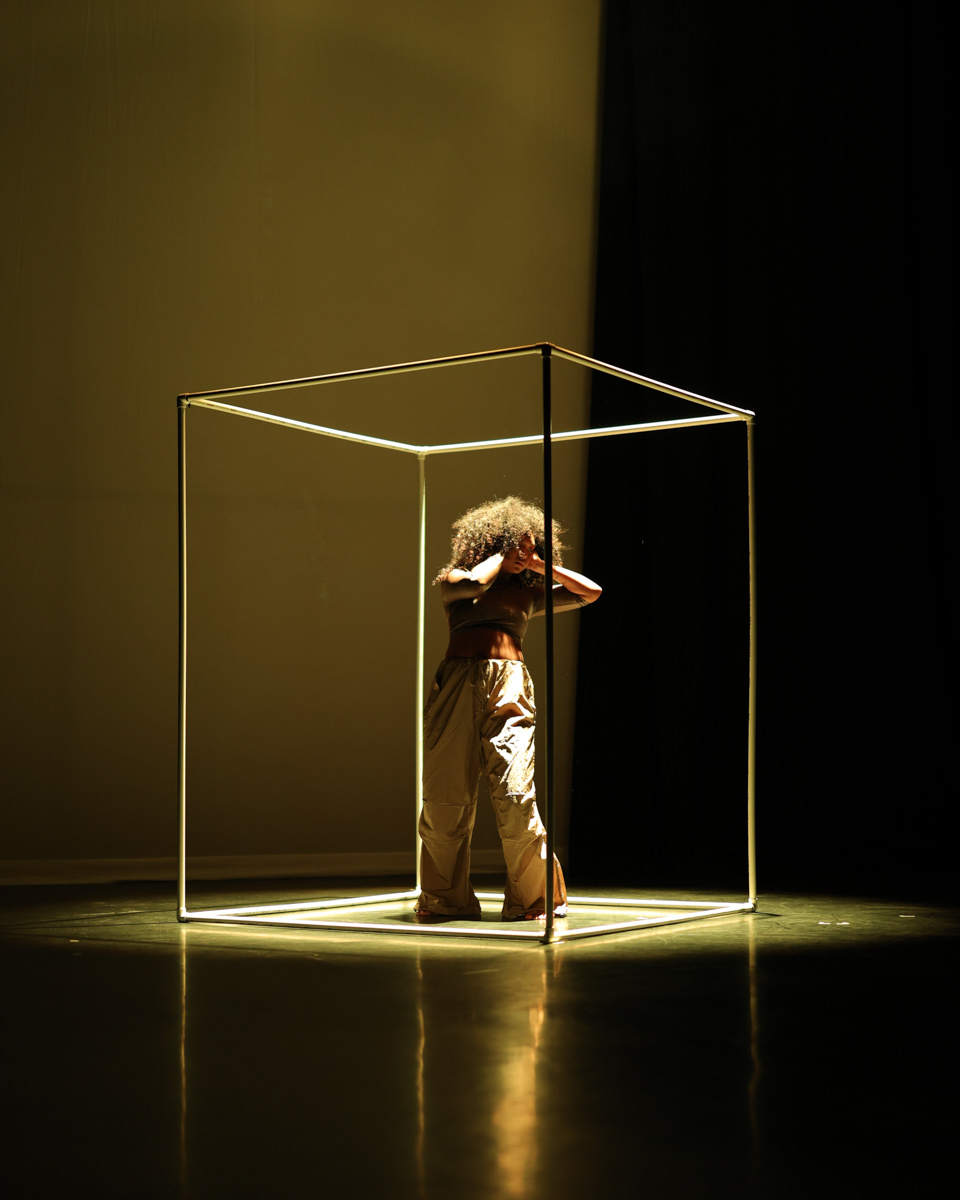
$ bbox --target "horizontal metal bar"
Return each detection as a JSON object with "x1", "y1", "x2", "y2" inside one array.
[
  {"x1": 423, "y1": 413, "x2": 741, "y2": 454},
  {"x1": 179, "y1": 343, "x2": 546, "y2": 404},
  {"x1": 180, "y1": 912, "x2": 546, "y2": 939},
  {"x1": 179, "y1": 896, "x2": 755, "y2": 943},
  {"x1": 183, "y1": 398, "x2": 424, "y2": 453},
  {"x1": 185, "y1": 400, "x2": 740, "y2": 455},
  {"x1": 178, "y1": 907, "x2": 748, "y2": 942},
  {"x1": 555, "y1": 895, "x2": 753, "y2": 910},
  {"x1": 189, "y1": 892, "x2": 748, "y2": 916},
  {"x1": 551, "y1": 345, "x2": 755, "y2": 419},
  {"x1": 186, "y1": 889, "x2": 420, "y2": 918},
  {"x1": 177, "y1": 343, "x2": 752, "y2": 426},
  {"x1": 185, "y1": 893, "x2": 751, "y2": 920},
  {"x1": 553, "y1": 903, "x2": 757, "y2": 942}
]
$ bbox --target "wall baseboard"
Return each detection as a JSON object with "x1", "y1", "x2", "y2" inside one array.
[{"x1": 0, "y1": 850, "x2": 522, "y2": 887}]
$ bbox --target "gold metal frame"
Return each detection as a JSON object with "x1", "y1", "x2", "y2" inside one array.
[{"x1": 177, "y1": 343, "x2": 757, "y2": 943}]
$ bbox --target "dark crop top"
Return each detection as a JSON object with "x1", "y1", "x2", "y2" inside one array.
[{"x1": 444, "y1": 576, "x2": 587, "y2": 646}]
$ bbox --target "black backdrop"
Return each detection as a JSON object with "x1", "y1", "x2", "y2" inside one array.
[{"x1": 569, "y1": 0, "x2": 955, "y2": 898}]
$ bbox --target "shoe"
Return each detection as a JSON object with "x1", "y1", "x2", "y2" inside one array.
[
  {"x1": 501, "y1": 908, "x2": 568, "y2": 923},
  {"x1": 414, "y1": 910, "x2": 482, "y2": 924}
]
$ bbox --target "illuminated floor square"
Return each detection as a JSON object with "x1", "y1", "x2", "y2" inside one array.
[{"x1": 181, "y1": 891, "x2": 754, "y2": 943}]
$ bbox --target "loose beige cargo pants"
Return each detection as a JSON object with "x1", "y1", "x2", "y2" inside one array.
[{"x1": 418, "y1": 658, "x2": 567, "y2": 920}]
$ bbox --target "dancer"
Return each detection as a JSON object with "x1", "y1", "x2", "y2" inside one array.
[{"x1": 416, "y1": 496, "x2": 602, "y2": 922}]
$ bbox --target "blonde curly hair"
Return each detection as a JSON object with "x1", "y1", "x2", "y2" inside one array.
[{"x1": 434, "y1": 496, "x2": 565, "y2": 586}]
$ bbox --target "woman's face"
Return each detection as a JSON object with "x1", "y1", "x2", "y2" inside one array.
[{"x1": 501, "y1": 533, "x2": 536, "y2": 573}]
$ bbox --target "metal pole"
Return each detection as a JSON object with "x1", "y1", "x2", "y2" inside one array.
[
  {"x1": 186, "y1": 400, "x2": 741, "y2": 455},
  {"x1": 181, "y1": 399, "x2": 422, "y2": 453},
  {"x1": 746, "y1": 418, "x2": 758, "y2": 905},
  {"x1": 179, "y1": 343, "x2": 546, "y2": 405},
  {"x1": 550, "y1": 345, "x2": 755, "y2": 419},
  {"x1": 178, "y1": 343, "x2": 752, "y2": 424},
  {"x1": 415, "y1": 453, "x2": 427, "y2": 893},
  {"x1": 423, "y1": 412, "x2": 741, "y2": 455},
  {"x1": 541, "y1": 347, "x2": 556, "y2": 944},
  {"x1": 177, "y1": 401, "x2": 188, "y2": 919}
]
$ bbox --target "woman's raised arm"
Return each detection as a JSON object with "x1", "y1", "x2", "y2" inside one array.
[
  {"x1": 528, "y1": 554, "x2": 602, "y2": 605},
  {"x1": 440, "y1": 552, "x2": 505, "y2": 603}
]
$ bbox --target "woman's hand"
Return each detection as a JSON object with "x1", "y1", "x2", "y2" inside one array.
[
  {"x1": 533, "y1": 556, "x2": 602, "y2": 604},
  {"x1": 504, "y1": 537, "x2": 600, "y2": 604}
]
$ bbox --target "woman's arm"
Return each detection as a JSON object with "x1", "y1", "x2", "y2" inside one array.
[
  {"x1": 527, "y1": 553, "x2": 602, "y2": 604},
  {"x1": 440, "y1": 552, "x2": 504, "y2": 602}
]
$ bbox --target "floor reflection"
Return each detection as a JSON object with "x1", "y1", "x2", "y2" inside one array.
[
  {"x1": 179, "y1": 929, "x2": 187, "y2": 1193},
  {"x1": 1, "y1": 884, "x2": 954, "y2": 1199},
  {"x1": 414, "y1": 948, "x2": 553, "y2": 1198},
  {"x1": 748, "y1": 917, "x2": 760, "y2": 1152}
]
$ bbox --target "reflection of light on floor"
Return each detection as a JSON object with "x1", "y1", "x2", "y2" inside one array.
[
  {"x1": 416, "y1": 969, "x2": 426, "y2": 1200},
  {"x1": 3, "y1": 885, "x2": 952, "y2": 1200},
  {"x1": 748, "y1": 918, "x2": 759, "y2": 1153},
  {"x1": 179, "y1": 928, "x2": 188, "y2": 1192},
  {"x1": 492, "y1": 962, "x2": 547, "y2": 1197}
]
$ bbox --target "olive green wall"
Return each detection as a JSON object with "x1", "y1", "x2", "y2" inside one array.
[{"x1": 1, "y1": 1, "x2": 601, "y2": 880}]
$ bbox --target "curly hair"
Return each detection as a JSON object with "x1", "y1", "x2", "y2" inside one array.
[{"x1": 434, "y1": 496, "x2": 565, "y2": 586}]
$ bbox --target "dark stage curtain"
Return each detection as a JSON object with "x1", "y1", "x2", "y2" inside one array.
[{"x1": 569, "y1": 0, "x2": 955, "y2": 896}]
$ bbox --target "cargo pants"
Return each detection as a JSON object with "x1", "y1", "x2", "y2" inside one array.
[{"x1": 417, "y1": 658, "x2": 567, "y2": 920}]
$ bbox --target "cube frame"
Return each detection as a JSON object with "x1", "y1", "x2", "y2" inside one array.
[{"x1": 177, "y1": 343, "x2": 757, "y2": 943}]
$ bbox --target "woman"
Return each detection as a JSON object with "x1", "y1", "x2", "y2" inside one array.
[{"x1": 416, "y1": 496, "x2": 602, "y2": 922}]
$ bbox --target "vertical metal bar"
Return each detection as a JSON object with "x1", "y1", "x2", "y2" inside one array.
[
  {"x1": 177, "y1": 401, "x2": 188, "y2": 919},
  {"x1": 746, "y1": 418, "x2": 758, "y2": 904},
  {"x1": 415, "y1": 453, "x2": 427, "y2": 893},
  {"x1": 541, "y1": 347, "x2": 556, "y2": 943}
]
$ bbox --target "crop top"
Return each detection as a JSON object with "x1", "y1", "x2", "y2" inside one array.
[{"x1": 444, "y1": 576, "x2": 587, "y2": 646}]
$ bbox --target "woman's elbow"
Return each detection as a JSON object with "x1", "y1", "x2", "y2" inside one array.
[{"x1": 442, "y1": 578, "x2": 485, "y2": 602}]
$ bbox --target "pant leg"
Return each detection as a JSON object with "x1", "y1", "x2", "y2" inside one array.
[
  {"x1": 480, "y1": 661, "x2": 568, "y2": 919},
  {"x1": 417, "y1": 659, "x2": 483, "y2": 916}
]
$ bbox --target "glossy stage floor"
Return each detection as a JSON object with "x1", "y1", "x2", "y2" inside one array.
[{"x1": 2, "y1": 877, "x2": 955, "y2": 1199}]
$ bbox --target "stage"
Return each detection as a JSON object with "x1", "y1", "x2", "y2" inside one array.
[{"x1": 1, "y1": 877, "x2": 954, "y2": 1198}]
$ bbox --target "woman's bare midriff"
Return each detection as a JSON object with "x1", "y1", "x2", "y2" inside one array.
[{"x1": 445, "y1": 627, "x2": 523, "y2": 661}]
